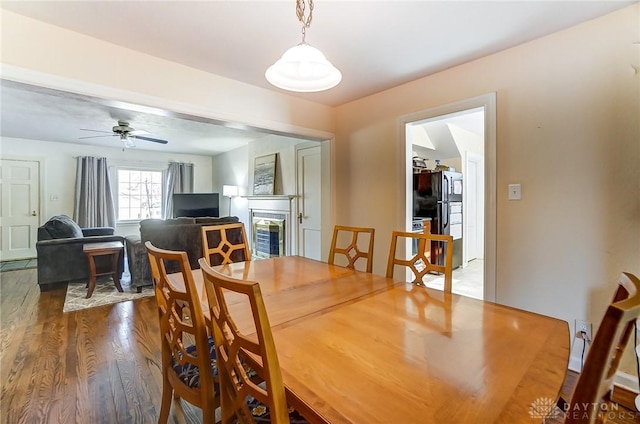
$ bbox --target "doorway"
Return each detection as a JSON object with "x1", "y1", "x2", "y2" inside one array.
[{"x1": 401, "y1": 94, "x2": 496, "y2": 301}]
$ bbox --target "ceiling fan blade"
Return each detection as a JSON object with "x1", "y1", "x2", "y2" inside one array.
[
  {"x1": 132, "y1": 135, "x2": 168, "y2": 144},
  {"x1": 80, "y1": 129, "x2": 113, "y2": 133},
  {"x1": 79, "y1": 134, "x2": 118, "y2": 139},
  {"x1": 128, "y1": 130, "x2": 150, "y2": 136}
]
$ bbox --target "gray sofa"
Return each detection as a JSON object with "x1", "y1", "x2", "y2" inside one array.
[
  {"x1": 36, "y1": 215, "x2": 125, "y2": 292},
  {"x1": 126, "y1": 216, "x2": 243, "y2": 292}
]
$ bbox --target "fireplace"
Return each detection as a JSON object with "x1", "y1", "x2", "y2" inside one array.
[
  {"x1": 247, "y1": 195, "x2": 294, "y2": 258},
  {"x1": 252, "y1": 215, "x2": 285, "y2": 258}
]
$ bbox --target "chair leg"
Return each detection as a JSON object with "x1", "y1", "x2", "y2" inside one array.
[
  {"x1": 202, "y1": 400, "x2": 216, "y2": 424},
  {"x1": 158, "y1": 378, "x2": 172, "y2": 424}
]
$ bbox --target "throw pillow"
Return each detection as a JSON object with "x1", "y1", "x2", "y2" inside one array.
[{"x1": 43, "y1": 215, "x2": 84, "y2": 239}]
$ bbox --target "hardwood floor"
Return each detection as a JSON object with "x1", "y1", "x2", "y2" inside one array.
[
  {"x1": 2, "y1": 268, "x2": 639, "y2": 423},
  {"x1": 0, "y1": 268, "x2": 201, "y2": 424}
]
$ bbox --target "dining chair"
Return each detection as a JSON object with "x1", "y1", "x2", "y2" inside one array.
[
  {"x1": 564, "y1": 272, "x2": 640, "y2": 424},
  {"x1": 199, "y1": 258, "x2": 308, "y2": 424},
  {"x1": 328, "y1": 225, "x2": 375, "y2": 273},
  {"x1": 386, "y1": 230, "x2": 454, "y2": 293},
  {"x1": 201, "y1": 223, "x2": 251, "y2": 266},
  {"x1": 146, "y1": 242, "x2": 219, "y2": 424}
]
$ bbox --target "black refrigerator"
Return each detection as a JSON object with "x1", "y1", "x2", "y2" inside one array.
[{"x1": 413, "y1": 171, "x2": 463, "y2": 269}]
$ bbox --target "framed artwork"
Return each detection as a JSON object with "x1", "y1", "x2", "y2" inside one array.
[{"x1": 253, "y1": 154, "x2": 277, "y2": 195}]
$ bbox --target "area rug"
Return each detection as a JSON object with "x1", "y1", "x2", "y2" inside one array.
[{"x1": 63, "y1": 278, "x2": 153, "y2": 313}]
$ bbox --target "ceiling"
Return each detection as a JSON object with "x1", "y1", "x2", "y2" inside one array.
[
  {"x1": 412, "y1": 109, "x2": 485, "y2": 160},
  {"x1": 0, "y1": 79, "x2": 291, "y2": 155},
  {"x1": 1, "y1": 1, "x2": 634, "y2": 154}
]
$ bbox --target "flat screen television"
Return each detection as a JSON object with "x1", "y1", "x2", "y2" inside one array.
[{"x1": 173, "y1": 193, "x2": 220, "y2": 218}]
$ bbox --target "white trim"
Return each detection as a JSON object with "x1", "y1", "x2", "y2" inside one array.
[
  {"x1": 568, "y1": 354, "x2": 583, "y2": 374},
  {"x1": 615, "y1": 371, "x2": 640, "y2": 394},
  {"x1": 247, "y1": 197, "x2": 294, "y2": 257},
  {"x1": 243, "y1": 195, "x2": 295, "y2": 200},
  {"x1": 112, "y1": 167, "x2": 165, "y2": 223},
  {"x1": 398, "y1": 93, "x2": 497, "y2": 302}
]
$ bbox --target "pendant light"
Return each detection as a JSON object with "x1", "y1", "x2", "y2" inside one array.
[{"x1": 265, "y1": 0, "x2": 341, "y2": 92}]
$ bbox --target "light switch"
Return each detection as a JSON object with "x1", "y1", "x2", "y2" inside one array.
[
  {"x1": 508, "y1": 184, "x2": 521, "y2": 201},
  {"x1": 50, "y1": 195, "x2": 59, "y2": 201}
]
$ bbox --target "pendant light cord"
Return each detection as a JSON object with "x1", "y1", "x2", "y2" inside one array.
[{"x1": 296, "y1": 0, "x2": 314, "y2": 43}]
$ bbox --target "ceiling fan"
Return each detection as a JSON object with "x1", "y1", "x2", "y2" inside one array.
[{"x1": 80, "y1": 120, "x2": 169, "y2": 148}]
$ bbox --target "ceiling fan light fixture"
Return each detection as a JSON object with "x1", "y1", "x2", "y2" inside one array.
[
  {"x1": 265, "y1": 0, "x2": 341, "y2": 93},
  {"x1": 265, "y1": 43, "x2": 342, "y2": 92},
  {"x1": 120, "y1": 133, "x2": 136, "y2": 148}
]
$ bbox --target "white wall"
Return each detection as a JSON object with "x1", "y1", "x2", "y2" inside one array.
[
  {"x1": 334, "y1": 5, "x2": 639, "y2": 373},
  {"x1": 1, "y1": 137, "x2": 214, "y2": 236},
  {"x1": 212, "y1": 145, "x2": 250, "y2": 227},
  {"x1": 247, "y1": 135, "x2": 311, "y2": 196}
]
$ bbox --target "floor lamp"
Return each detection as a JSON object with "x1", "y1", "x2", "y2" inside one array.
[{"x1": 223, "y1": 185, "x2": 238, "y2": 216}]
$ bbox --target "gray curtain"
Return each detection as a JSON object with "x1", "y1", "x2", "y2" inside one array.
[
  {"x1": 163, "y1": 161, "x2": 194, "y2": 219},
  {"x1": 73, "y1": 156, "x2": 116, "y2": 228}
]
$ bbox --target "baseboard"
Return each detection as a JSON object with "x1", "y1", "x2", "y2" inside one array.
[
  {"x1": 568, "y1": 356, "x2": 582, "y2": 373},
  {"x1": 615, "y1": 371, "x2": 640, "y2": 393},
  {"x1": 568, "y1": 336, "x2": 590, "y2": 373}
]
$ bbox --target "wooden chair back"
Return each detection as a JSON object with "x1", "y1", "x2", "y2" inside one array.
[
  {"x1": 328, "y1": 225, "x2": 375, "y2": 273},
  {"x1": 201, "y1": 223, "x2": 251, "y2": 266},
  {"x1": 199, "y1": 258, "x2": 290, "y2": 424},
  {"x1": 146, "y1": 242, "x2": 218, "y2": 423},
  {"x1": 386, "y1": 230, "x2": 454, "y2": 293},
  {"x1": 566, "y1": 272, "x2": 640, "y2": 423}
]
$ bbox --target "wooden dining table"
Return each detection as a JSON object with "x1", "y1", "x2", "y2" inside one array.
[{"x1": 168, "y1": 256, "x2": 570, "y2": 423}]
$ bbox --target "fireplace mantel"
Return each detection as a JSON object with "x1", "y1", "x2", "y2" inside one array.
[
  {"x1": 243, "y1": 195, "x2": 295, "y2": 200},
  {"x1": 245, "y1": 195, "x2": 295, "y2": 212}
]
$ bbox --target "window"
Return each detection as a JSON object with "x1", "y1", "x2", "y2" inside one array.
[{"x1": 117, "y1": 169, "x2": 163, "y2": 220}]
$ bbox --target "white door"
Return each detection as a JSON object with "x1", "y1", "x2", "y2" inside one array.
[
  {"x1": 0, "y1": 159, "x2": 40, "y2": 260},
  {"x1": 466, "y1": 159, "x2": 479, "y2": 261},
  {"x1": 465, "y1": 152, "x2": 485, "y2": 261},
  {"x1": 296, "y1": 145, "x2": 322, "y2": 260}
]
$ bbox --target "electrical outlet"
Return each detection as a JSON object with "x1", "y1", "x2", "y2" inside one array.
[{"x1": 575, "y1": 319, "x2": 592, "y2": 341}]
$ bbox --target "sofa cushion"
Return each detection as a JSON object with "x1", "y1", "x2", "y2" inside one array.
[
  {"x1": 140, "y1": 217, "x2": 196, "y2": 226},
  {"x1": 41, "y1": 215, "x2": 83, "y2": 239}
]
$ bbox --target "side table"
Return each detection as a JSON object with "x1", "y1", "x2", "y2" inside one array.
[{"x1": 83, "y1": 241, "x2": 124, "y2": 299}]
